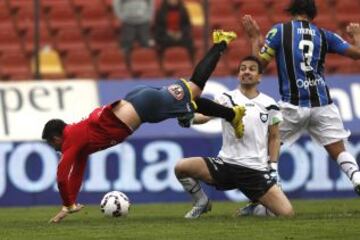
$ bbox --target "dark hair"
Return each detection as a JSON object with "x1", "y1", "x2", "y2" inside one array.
[
  {"x1": 286, "y1": 0, "x2": 317, "y2": 20},
  {"x1": 240, "y1": 55, "x2": 263, "y2": 74},
  {"x1": 42, "y1": 119, "x2": 66, "y2": 141}
]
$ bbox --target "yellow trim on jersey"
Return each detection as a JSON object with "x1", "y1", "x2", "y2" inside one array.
[
  {"x1": 259, "y1": 44, "x2": 276, "y2": 62},
  {"x1": 180, "y1": 78, "x2": 198, "y2": 110}
]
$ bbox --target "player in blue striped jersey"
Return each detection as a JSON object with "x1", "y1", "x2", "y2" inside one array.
[{"x1": 240, "y1": 0, "x2": 360, "y2": 215}]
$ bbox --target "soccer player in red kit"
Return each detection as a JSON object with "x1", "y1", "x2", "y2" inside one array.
[{"x1": 42, "y1": 30, "x2": 246, "y2": 223}]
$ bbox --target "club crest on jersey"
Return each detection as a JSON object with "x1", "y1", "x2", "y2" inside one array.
[
  {"x1": 260, "y1": 113, "x2": 268, "y2": 123},
  {"x1": 168, "y1": 84, "x2": 184, "y2": 100}
]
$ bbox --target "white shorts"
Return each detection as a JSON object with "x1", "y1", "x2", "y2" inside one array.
[{"x1": 279, "y1": 102, "x2": 351, "y2": 146}]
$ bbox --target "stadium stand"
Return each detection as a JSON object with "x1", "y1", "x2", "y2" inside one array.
[
  {"x1": 96, "y1": 47, "x2": 130, "y2": 79},
  {"x1": 130, "y1": 48, "x2": 163, "y2": 78},
  {"x1": 162, "y1": 47, "x2": 194, "y2": 77},
  {"x1": 0, "y1": 0, "x2": 359, "y2": 80}
]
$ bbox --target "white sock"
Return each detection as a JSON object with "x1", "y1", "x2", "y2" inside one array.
[
  {"x1": 252, "y1": 204, "x2": 276, "y2": 217},
  {"x1": 337, "y1": 152, "x2": 360, "y2": 185},
  {"x1": 178, "y1": 177, "x2": 208, "y2": 206}
]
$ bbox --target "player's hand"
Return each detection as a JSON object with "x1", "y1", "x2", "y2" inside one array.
[
  {"x1": 346, "y1": 23, "x2": 360, "y2": 38},
  {"x1": 242, "y1": 15, "x2": 261, "y2": 40},
  {"x1": 48, "y1": 203, "x2": 84, "y2": 223},
  {"x1": 177, "y1": 113, "x2": 194, "y2": 128},
  {"x1": 268, "y1": 162, "x2": 281, "y2": 186}
]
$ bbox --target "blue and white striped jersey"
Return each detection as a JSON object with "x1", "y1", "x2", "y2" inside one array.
[{"x1": 259, "y1": 20, "x2": 350, "y2": 107}]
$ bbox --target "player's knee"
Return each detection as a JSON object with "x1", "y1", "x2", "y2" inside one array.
[
  {"x1": 174, "y1": 159, "x2": 188, "y2": 178},
  {"x1": 278, "y1": 205, "x2": 295, "y2": 217}
]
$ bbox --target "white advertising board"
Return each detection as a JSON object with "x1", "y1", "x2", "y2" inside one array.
[{"x1": 0, "y1": 80, "x2": 99, "y2": 141}]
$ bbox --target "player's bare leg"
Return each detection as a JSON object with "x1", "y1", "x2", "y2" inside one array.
[
  {"x1": 235, "y1": 185, "x2": 294, "y2": 217},
  {"x1": 325, "y1": 140, "x2": 360, "y2": 195},
  {"x1": 175, "y1": 157, "x2": 213, "y2": 219},
  {"x1": 49, "y1": 204, "x2": 84, "y2": 223}
]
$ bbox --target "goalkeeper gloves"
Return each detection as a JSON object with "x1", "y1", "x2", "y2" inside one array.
[{"x1": 268, "y1": 161, "x2": 281, "y2": 186}]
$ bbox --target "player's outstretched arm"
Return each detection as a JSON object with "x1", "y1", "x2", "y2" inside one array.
[
  {"x1": 49, "y1": 204, "x2": 84, "y2": 223},
  {"x1": 344, "y1": 23, "x2": 360, "y2": 60},
  {"x1": 242, "y1": 15, "x2": 268, "y2": 67}
]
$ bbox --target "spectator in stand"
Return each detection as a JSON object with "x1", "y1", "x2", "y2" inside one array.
[
  {"x1": 113, "y1": 0, "x2": 155, "y2": 66},
  {"x1": 154, "y1": 0, "x2": 195, "y2": 64}
]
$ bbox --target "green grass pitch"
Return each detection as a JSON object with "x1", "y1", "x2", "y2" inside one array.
[{"x1": 0, "y1": 199, "x2": 359, "y2": 240}]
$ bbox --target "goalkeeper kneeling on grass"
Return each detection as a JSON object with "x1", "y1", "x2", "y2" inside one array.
[{"x1": 175, "y1": 56, "x2": 294, "y2": 219}]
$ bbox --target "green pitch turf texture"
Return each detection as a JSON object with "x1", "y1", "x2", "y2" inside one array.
[{"x1": 0, "y1": 199, "x2": 359, "y2": 240}]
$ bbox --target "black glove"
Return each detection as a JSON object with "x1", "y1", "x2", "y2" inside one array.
[{"x1": 177, "y1": 113, "x2": 194, "y2": 128}]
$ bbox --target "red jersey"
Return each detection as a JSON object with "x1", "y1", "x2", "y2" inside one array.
[
  {"x1": 166, "y1": 9, "x2": 181, "y2": 32},
  {"x1": 57, "y1": 104, "x2": 132, "y2": 206}
]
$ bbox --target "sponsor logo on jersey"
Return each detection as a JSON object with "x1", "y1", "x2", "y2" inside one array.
[
  {"x1": 260, "y1": 113, "x2": 269, "y2": 123},
  {"x1": 167, "y1": 84, "x2": 184, "y2": 101},
  {"x1": 296, "y1": 77, "x2": 326, "y2": 89}
]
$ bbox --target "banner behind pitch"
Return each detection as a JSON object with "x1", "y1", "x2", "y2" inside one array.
[
  {"x1": 0, "y1": 136, "x2": 359, "y2": 206},
  {"x1": 0, "y1": 80, "x2": 99, "y2": 141},
  {"x1": 0, "y1": 75, "x2": 359, "y2": 206}
]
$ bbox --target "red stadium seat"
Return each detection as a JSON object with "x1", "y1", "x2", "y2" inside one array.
[
  {"x1": 162, "y1": 47, "x2": 194, "y2": 77},
  {"x1": 79, "y1": 4, "x2": 111, "y2": 31},
  {"x1": 271, "y1": 14, "x2": 290, "y2": 25},
  {"x1": 313, "y1": 15, "x2": 338, "y2": 32},
  {"x1": 87, "y1": 28, "x2": 118, "y2": 53},
  {"x1": 264, "y1": 60, "x2": 277, "y2": 75},
  {"x1": 209, "y1": 1, "x2": 237, "y2": 30},
  {"x1": 210, "y1": 16, "x2": 239, "y2": 32},
  {"x1": 130, "y1": 48, "x2": 163, "y2": 78},
  {"x1": 96, "y1": 48, "x2": 130, "y2": 79},
  {"x1": 253, "y1": 16, "x2": 273, "y2": 35},
  {"x1": 46, "y1": 7, "x2": 78, "y2": 32},
  {"x1": 23, "y1": 25, "x2": 54, "y2": 53},
  {"x1": 0, "y1": 4, "x2": 15, "y2": 30},
  {"x1": 226, "y1": 39, "x2": 251, "y2": 73},
  {"x1": 0, "y1": 51, "x2": 32, "y2": 80},
  {"x1": 192, "y1": 26, "x2": 206, "y2": 48},
  {"x1": 209, "y1": 1, "x2": 235, "y2": 22},
  {"x1": 63, "y1": 50, "x2": 98, "y2": 78},
  {"x1": 71, "y1": 0, "x2": 104, "y2": 9},
  {"x1": 41, "y1": 0, "x2": 72, "y2": 12},
  {"x1": 331, "y1": 0, "x2": 359, "y2": 24},
  {"x1": 212, "y1": 56, "x2": 231, "y2": 77},
  {"x1": 325, "y1": 56, "x2": 359, "y2": 74},
  {"x1": 0, "y1": 26, "x2": 23, "y2": 53},
  {"x1": 336, "y1": 14, "x2": 359, "y2": 25},
  {"x1": 7, "y1": 0, "x2": 33, "y2": 11},
  {"x1": 269, "y1": 0, "x2": 290, "y2": 11},
  {"x1": 14, "y1": 8, "x2": 47, "y2": 32},
  {"x1": 325, "y1": 54, "x2": 344, "y2": 74},
  {"x1": 54, "y1": 29, "x2": 86, "y2": 53},
  {"x1": 239, "y1": 2, "x2": 268, "y2": 16}
]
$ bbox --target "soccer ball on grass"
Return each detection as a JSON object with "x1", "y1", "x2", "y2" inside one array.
[{"x1": 100, "y1": 191, "x2": 130, "y2": 217}]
